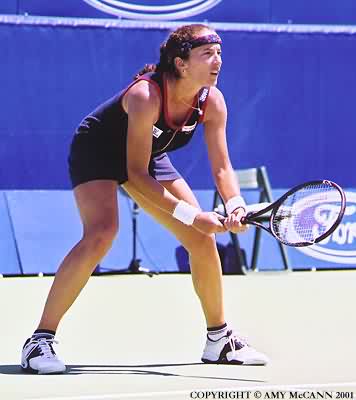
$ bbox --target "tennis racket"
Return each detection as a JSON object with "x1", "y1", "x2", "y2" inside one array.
[{"x1": 233, "y1": 180, "x2": 345, "y2": 247}]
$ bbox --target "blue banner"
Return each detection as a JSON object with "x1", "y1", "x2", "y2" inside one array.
[
  {"x1": 289, "y1": 190, "x2": 356, "y2": 268},
  {"x1": 1, "y1": 188, "x2": 355, "y2": 275},
  {"x1": 0, "y1": 0, "x2": 16, "y2": 14},
  {"x1": 0, "y1": 17, "x2": 355, "y2": 189},
  {"x1": 255, "y1": 190, "x2": 356, "y2": 270},
  {"x1": 1, "y1": 1, "x2": 356, "y2": 24}
]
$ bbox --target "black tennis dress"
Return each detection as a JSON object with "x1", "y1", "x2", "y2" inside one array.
[{"x1": 68, "y1": 71, "x2": 210, "y2": 188}]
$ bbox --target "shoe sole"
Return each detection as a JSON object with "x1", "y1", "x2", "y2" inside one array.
[
  {"x1": 21, "y1": 365, "x2": 66, "y2": 375},
  {"x1": 201, "y1": 358, "x2": 266, "y2": 366},
  {"x1": 201, "y1": 357, "x2": 243, "y2": 365}
]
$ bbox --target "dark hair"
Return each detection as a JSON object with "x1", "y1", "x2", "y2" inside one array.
[{"x1": 134, "y1": 24, "x2": 212, "y2": 80}]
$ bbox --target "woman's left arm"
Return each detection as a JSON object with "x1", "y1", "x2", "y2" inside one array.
[{"x1": 203, "y1": 87, "x2": 247, "y2": 232}]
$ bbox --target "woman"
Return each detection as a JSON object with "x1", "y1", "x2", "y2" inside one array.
[{"x1": 21, "y1": 24, "x2": 268, "y2": 374}]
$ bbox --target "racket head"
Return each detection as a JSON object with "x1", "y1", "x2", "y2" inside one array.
[{"x1": 269, "y1": 180, "x2": 346, "y2": 247}]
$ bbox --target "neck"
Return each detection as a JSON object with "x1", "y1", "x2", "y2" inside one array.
[{"x1": 166, "y1": 74, "x2": 201, "y2": 104}]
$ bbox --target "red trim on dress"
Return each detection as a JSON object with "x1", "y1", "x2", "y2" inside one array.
[{"x1": 119, "y1": 75, "x2": 162, "y2": 115}]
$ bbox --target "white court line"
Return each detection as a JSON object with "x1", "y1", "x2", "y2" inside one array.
[{"x1": 26, "y1": 382, "x2": 356, "y2": 400}]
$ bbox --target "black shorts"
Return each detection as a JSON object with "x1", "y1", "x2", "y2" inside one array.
[{"x1": 68, "y1": 132, "x2": 181, "y2": 188}]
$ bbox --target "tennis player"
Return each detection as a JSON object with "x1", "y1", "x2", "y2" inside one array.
[{"x1": 21, "y1": 24, "x2": 268, "y2": 374}]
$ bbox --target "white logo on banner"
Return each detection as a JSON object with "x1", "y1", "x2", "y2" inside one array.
[
  {"x1": 296, "y1": 191, "x2": 356, "y2": 264},
  {"x1": 81, "y1": 0, "x2": 222, "y2": 20}
]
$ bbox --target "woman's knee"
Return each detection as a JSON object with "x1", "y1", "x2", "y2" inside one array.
[
  {"x1": 184, "y1": 231, "x2": 217, "y2": 257},
  {"x1": 83, "y1": 221, "x2": 118, "y2": 252}
]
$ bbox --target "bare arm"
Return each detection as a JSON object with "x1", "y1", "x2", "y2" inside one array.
[
  {"x1": 203, "y1": 87, "x2": 247, "y2": 233},
  {"x1": 203, "y1": 87, "x2": 241, "y2": 203},
  {"x1": 125, "y1": 81, "x2": 180, "y2": 214}
]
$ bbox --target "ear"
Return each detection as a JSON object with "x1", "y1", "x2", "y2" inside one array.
[{"x1": 174, "y1": 57, "x2": 187, "y2": 73}]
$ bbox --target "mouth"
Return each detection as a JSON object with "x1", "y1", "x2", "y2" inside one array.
[{"x1": 210, "y1": 70, "x2": 220, "y2": 77}]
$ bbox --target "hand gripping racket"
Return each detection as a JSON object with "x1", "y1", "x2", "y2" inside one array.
[{"x1": 238, "y1": 180, "x2": 346, "y2": 247}]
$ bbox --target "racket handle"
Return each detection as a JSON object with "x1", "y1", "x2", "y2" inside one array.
[
  {"x1": 241, "y1": 211, "x2": 255, "y2": 224},
  {"x1": 217, "y1": 215, "x2": 226, "y2": 224}
]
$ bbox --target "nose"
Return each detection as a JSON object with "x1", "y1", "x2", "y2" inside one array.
[
  {"x1": 214, "y1": 55, "x2": 222, "y2": 68},
  {"x1": 214, "y1": 52, "x2": 222, "y2": 65}
]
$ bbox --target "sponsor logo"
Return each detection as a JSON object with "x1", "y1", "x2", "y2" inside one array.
[
  {"x1": 82, "y1": 0, "x2": 222, "y2": 21},
  {"x1": 152, "y1": 125, "x2": 163, "y2": 138},
  {"x1": 199, "y1": 88, "x2": 209, "y2": 102},
  {"x1": 181, "y1": 122, "x2": 197, "y2": 133},
  {"x1": 296, "y1": 191, "x2": 356, "y2": 264}
]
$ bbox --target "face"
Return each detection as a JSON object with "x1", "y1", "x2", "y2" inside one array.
[{"x1": 178, "y1": 31, "x2": 222, "y2": 87}]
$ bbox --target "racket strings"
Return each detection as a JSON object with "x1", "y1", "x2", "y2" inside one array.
[{"x1": 272, "y1": 182, "x2": 341, "y2": 245}]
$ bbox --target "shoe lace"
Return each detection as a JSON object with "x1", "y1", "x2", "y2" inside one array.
[
  {"x1": 35, "y1": 338, "x2": 58, "y2": 359},
  {"x1": 226, "y1": 330, "x2": 249, "y2": 358}
]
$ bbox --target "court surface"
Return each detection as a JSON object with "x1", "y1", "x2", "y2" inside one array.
[{"x1": 1, "y1": 271, "x2": 355, "y2": 399}]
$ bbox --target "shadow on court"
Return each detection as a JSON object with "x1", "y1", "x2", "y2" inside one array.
[
  {"x1": 2, "y1": 272, "x2": 356, "y2": 399},
  {"x1": 0, "y1": 363, "x2": 266, "y2": 383}
]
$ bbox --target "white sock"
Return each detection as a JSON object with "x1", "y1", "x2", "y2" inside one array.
[
  {"x1": 207, "y1": 323, "x2": 229, "y2": 341},
  {"x1": 32, "y1": 330, "x2": 55, "y2": 340}
]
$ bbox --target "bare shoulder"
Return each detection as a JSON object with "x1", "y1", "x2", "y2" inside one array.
[
  {"x1": 123, "y1": 80, "x2": 161, "y2": 116},
  {"x1": 204, "y1": 86, "x2": 227, "y2": 122}
]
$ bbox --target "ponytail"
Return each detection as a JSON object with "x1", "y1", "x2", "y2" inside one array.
[
  {"x1": 133, "y1": 41, "x2": 173, "y2": 80},
  {"x1": 156, "y1": 42, "x2": 180, "y2": 77},
  {"x1": 133, "y1": 63, "x2": 157, "y2": 80}
]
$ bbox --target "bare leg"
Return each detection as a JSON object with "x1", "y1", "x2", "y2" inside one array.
[
  {"x1": 123, "y1": 179, "x2": 225, "y2": 328},
  {"x1": 37, "y1": 180, "x2": 119, "y2": 332}
]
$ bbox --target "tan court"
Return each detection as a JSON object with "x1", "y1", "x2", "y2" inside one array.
[{"x1": 1, "y1": 271, "x2": 355, "y2": 399}]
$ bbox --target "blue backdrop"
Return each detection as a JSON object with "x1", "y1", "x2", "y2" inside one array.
[
  {"x1": 2, "y1": 188, "x2": 356, "y2": 275},
  {"x1": 0, "y1": 17, "x2": 355, "y2": 189},
  {"x1": 1, "y1": 16, "x2": 356, "y2": 274},
  {"x1": 1, "y1": 0, "x2": 356, "y2": 25}
]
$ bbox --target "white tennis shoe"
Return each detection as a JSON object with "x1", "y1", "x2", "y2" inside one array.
[
  {"x1": 21, "y1": 336, "x2": 66, "y2": 374},
  {"x1": 201, "y1": 329, "x2": 269, "y2": 365}
]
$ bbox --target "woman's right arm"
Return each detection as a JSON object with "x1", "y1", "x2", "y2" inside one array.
[
  {"x1": 125, "y1": 81, "x2": 182, "y2": 213},
  {"x1": 125, "y1": 81, "x2": 226, "y2": 235}
]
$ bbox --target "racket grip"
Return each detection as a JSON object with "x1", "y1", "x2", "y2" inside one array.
[
  {"x1": 217, "y1": 215, "x2": 226, "y2": 224},
  {"x1": 241, "y1": 212, "x2": 253, "y2": 224}
]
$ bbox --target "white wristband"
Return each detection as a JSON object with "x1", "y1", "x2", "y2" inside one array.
[
  {"x1": 172, "y1": 200, "x2": 200, "y2": 225},
  {"x1": 225, "y1": 195, "x2": 246, "y2": 215}
]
